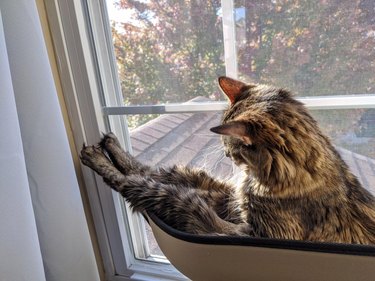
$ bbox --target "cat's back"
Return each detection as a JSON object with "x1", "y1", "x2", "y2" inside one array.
[
  {"x1": 245, "y1": 174, "x2": 375, "y2": 244},
  {"x1": 344, "y1": 173, "x2": 375, "y2": 244},
  {"x1": 304, "y1": 183, "x2": 375, "y2": 244}
]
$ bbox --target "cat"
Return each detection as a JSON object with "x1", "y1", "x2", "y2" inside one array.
[{"x1": 80, "y1": 76, "x2": 375, "y2": 244}]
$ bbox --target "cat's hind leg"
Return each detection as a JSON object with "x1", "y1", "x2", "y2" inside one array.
[
  {"x1": 101, "y1": 133, "x2": 230, "y2": 191},
  {"x1": 81, "y1": 142, "x2": 249, "y2": 236},
  {"x1": 100, "y1": 132, "x2": 148, "y2": 175},
  {"x1": 100, "y1": 133, "x2": 243, "y2": 224},
  {"x1": 80, "y1": 144, "x2": 126, "y2": 191}
]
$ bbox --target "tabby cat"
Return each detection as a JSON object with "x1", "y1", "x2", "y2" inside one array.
[{"x1": 80, "y1": 76, "x2": 375, "y2": 244}]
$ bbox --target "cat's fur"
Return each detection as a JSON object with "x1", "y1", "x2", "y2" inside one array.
[{"x1": 81, "y1": 76, "x2": 375, "y2": 244}]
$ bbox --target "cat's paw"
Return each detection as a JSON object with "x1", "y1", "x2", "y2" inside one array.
[
  {"x1": 80, "y1": 144, "x2": 108, "y2": 171},
  {"x1": 99, "y1": 132, "x2": 143, "y2": 174},
  {"x1": 81, "y1": 143, "x2": 128, "y2": 189},
  {"x1": 100, "y1": 132, "x2": 122, "y2": 148}
]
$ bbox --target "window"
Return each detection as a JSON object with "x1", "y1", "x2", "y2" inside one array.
[{"x1": 47, "y1": 0, "x2": 375, "y2": 280}]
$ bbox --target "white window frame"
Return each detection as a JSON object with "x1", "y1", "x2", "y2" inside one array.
[{"x1": 45, "y1": 0, "x2": 375, "y2": 280}]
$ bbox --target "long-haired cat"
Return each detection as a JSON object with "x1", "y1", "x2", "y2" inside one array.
[{"x1": 80, "y1": 76, "x2": 375, "y2": 244}]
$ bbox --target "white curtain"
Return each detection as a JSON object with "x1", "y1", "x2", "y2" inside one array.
[
  {"x1": 0, "y1": 11, "x2": 46, "y2": 281},
  {"x1": 0, "y1": 1, "x2": 100, "y2": 281}
]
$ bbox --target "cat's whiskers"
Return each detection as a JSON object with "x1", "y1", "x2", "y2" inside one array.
[{"x1": 194, "y1": 140, "x2": 227, "y2": 177}]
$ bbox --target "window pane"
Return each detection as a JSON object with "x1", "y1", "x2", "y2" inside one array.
[
  {"x1": 310, "y1": 108, "x2": 375, "y2": 193},
  {"x1": 235, "y1": 0, "x2": 375, "y2": 97},
  {"x1": 107, "y1": 0, "x2": 375, "y2": 104},
  {"x1": 103, "y1": 0, "x2": 375, "y2": 263},
  {"x1": 106, "y1": 0, "x2": 225, "y2": 106},
  {"x1": 130, "y1": 112, "x2": 235, "y2": 177}
]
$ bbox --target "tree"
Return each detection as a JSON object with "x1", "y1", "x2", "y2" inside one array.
[
  {"x1": 110, "y1": 0, "x2": 375, "y2": 159},
  {"x1": 236, "y1": 0, "x2": 375, "y2": 97},
  {"x1": 112, "y1": 0, "x2": 224, "y2": 107},
  {"x1": 233, "y1": 0, "x2": 375, "y2": 158}
]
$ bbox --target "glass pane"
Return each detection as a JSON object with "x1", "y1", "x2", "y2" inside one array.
[
  {"x1": 130, "y1": 112, "x2": 236, "y2": 177},
  {"x1": 107, "y1": 0, "x2": 375, "y2": 105},
  {"x1": 310, "y1": 108, "x2": 375, "y2": 194},
  {"x1": 106, "y1": 0, "x2": 225, "y2": 106},
  {"x1": 235, "y1": 0, "x2": 375, "y2": 97},
  {"x1": 104, "y1": 0, "x2": 375, "y2": 262}
]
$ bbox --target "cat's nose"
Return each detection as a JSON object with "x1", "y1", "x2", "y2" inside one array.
[{"x1": 225, "y1": 151, "x2": 230, "y2": 158}]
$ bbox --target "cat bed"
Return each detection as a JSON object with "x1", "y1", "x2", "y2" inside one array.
[{"x1": 146, "y1": 213, "x2": 375, "y2": 281}]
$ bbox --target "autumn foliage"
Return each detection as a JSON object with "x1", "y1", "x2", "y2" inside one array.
[{"x1": 109, "y1": 0, "x2": 374, "y2": 157}]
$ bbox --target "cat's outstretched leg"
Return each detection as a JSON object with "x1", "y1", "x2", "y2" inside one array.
[
  {"x1": 101, "y1": 133, "x2": 231, "y2": 191},
  {"x1": 80, "y1": 144, "x2": 127, "y2": 191},
  {"x1": 81, "y1": 144, "x2": 247, "y2": 235},
  {"x1": 100, "y1": 133, "x2": 149, "y2": 175},
  {"x1": 100, "y1": 133, "x2": 244, "y2": 223}
]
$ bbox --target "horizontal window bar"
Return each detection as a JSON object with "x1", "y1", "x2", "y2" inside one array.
[
  {"x1": 103, "y1": 102, "x2": 227, "y2": 115},
  {"x1": 102, "y1": 95, "x2": 375, "y2": 115},
  {"x1": 298, "y1": 95, "x2": 375, "y2": 110}
]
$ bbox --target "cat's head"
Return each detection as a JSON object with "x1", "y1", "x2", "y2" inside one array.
[{"x1": 210, "y1": 76, "x2": 340, "y2": 197}]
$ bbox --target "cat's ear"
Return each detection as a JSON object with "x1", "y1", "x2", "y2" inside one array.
[
  {"x1": 218, "y1": 76, "x2": 247, "y2": 104},
  {"x1": 210, "y1": 122, "x2": 252, "y2": 145}
]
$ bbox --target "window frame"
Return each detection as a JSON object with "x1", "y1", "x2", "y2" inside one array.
[{"x1": 45, "y1": 0, "x2": 375, "y2": 280}]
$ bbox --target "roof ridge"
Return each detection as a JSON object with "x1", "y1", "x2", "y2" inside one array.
[{"x1": 336, "y1": 146, "x2": 375, "y2": 164}]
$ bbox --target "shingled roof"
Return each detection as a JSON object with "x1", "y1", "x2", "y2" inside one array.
[{"x1": 130, "y1": 101, "x2": 235, "y2": 180}]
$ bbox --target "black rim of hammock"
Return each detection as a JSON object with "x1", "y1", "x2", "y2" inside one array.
[{"x1": 146, "y1": 212, "x2": 375, "y2": 257}]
